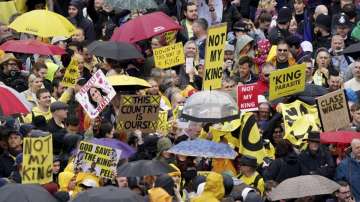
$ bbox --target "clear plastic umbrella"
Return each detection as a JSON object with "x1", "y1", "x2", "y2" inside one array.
[
  {"x1": 181, "y1": 90, "x2": 239, "y2": 123},
  {"x1": 104, "y1": 0, "x2": 158, "y2": 10}
]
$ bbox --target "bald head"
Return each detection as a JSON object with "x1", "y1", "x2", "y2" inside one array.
[
  {"x1": 314, "y1": 5, "x2": 328, "y2": 19},
  {"x1": 352, "y1": 138, "x2": 360, "y2": 160}
]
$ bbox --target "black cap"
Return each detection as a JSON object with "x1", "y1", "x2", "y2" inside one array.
[
  {"x1": 50, "y1": 101, "x2": 68, "y2": 113},
  {"x1": 277, "y1": 7, "x2": 292, "y2": 24},
  {"x1": 334, "y1": 13, "x2": 350, "y2": 28},
  {"x1": 304, "y1": 131, "x2": 320, "y2": 142},
  {"x1": 286, "y1": 35, "x2": 302, "y2": 48},
  {"x1": 315, "y1": 14, "x2": 332, "y2": 32},
  {"x1": 239, "y1": 155, "x2": 258, "y2": 168},
  {"x1": 233, "y1": 20, "x2": 250, "y2": 33}
]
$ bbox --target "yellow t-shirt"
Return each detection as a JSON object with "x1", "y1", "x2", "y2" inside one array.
[{"x1": 239, "y1": 171, "x2": 265, "y2": 195}]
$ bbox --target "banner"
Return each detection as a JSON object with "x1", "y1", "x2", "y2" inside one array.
[
  {"x1": 117, "y1": 95, "x2": 161, "y2": 133},
  {"x1": 74, "y1": 141, "x2": 121, "y2": 179},
  {"x1": 61, "y1": 57, "x2": 80, "y2": 87},
  {"x1": 316, "y1": 89, "x2": 351, "y2": 131},
  {"x1": 22, "y1": 135, "x2": 53, "y2": 184},
  {"x1": 75, "y1": 70, "x2": 116, "y2": 119},
  {"x1": 153, "y1": 42, "x2": 185, "y2": 69},
  {"x1": 156, "y1": 110, "x2": 170, "y2": 135},
  {"x1": 164, "y1": 31, "x2": 177, "y2": 45},
  {"x1": 237, "y1": 83, "x2": 259, "y2": 111},
  {"x1": 269, "y1": 64, "x2": 306, "y2": 101},
  {"x1": 203, "y1": 23, "x2": 227, "y2": 90},
  {"x1": 281, "y1": 100, "x2": 321, "y2": 146}
]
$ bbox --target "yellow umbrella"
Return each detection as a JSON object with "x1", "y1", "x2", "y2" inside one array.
[
  {"x1": 107, "y1": 74, "x2": 151, "y2": 91},
  {"x1": 9, "y1": 10, "x2": 75, "y2": 37}
]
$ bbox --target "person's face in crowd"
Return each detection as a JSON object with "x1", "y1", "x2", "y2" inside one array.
[
  {"x1": 261, "y1": 64, "x2": 274, "y2": 82},
  {"x1": 353, "y1": 109, "x2": 360, "y2": 124},
  {"x1": 276, "y1": 44, "x2": 289, "y2": 63},
  {"x1": 94, "y1": 0, "x2": 104, "y2": 9},
  {"x1": 55, "y1": 40, "x2": 67, "y2": 49},
  {"x1": 8, "y1": 133, "x2": 22, "y2": 150},
  {"x1": 278, "y1": 22, "x2": 290, "y2": 30},
  {"x1": 147, "y1": 80, "x2": 159, "y2": 95},
  {"x1": 259, "y1": 20, "x2": 271, "y2": 32},
  {"x1": 222, "y1": 80, "x2": 236, "y2": 92},
  {"x1": 31, "y1": 77, "x2": 43, "y2": 92},
  {"x1": 336, "y1": 185, "x2": 352, "y2": 202},
  {"x1": 304, "y1": 62, "x2": 314, "y2": 78},
  {"x1": 328, "y1": 75, "x2": 342, "y2": 91},
  {"x1": 331, "y1": 36, "x2": 345, "y2": 52},
  {"x1": 90, "y1": 88, "x2": 103, "y2": 103},
  {"x1": 4, "y1": 59, "x2": 20, "y2": 75},
  {"x1": 54, "y1": 108, "x2": 68, "y2": 121},
  {"x1": 192, "y1": 22, "x2": 202, "y2": 37},
  {"x1": 352, "y1": 140, "x2": 360, "y2": 160},
  {"x1": 76, "y1": 55, "x2": 85, "y2": 73},
  {"x1": 151, "y1": 38, "x2": 162, "y2": 50},
  {"x1": 258, "y1": 103, "x2": 270, "y2": 121},
  {"x1": 68, "y1": 5, "x2": 79, "y2": 18},
  {"x1": 239, "y1": 62, "x2": 251, "y2": 79},
  {"x1": 172, "y1": 93, "x2": 186, "y2": 109},
  {"x1": 54, "y1": 83, "x2": 66, "y2": 97},
  {"x1": 289, "y1": 19, "x2": 298, "y2": 35},
  {"x1": 186, "y1": 121, "x2": 202, "y2": 139},
  {"x1": 184, "y1": 5, "x2": 198, "y2": 21},
  {"x1": 272, "y1": 127, "x2": 283, "y2": 145},
  {"x1": 224, "y1": 50, "x2": 234, "y2": 61},
  {"x1": 353, "y1": 61, "x2": 360, "y2": 79},
  {"x1": 72, "y1": 29, "x2": 85, "y2": 42},
  {"x1": 316, "y1": 51, "x2": 330, "y2": 69},
  {"x1": 336, "y1": 26, "x2": 350, "y2": 39},
  {"x1": 116, "y1": 176, "x2": 128, "y2": 188},
  {"x1": 53, "y1": 161, "x2": 61, "y2": 174},
  {"x1": 55, "y1": 68, "x2": 65, "y2": 79},
  {"x1": 308, "y1": 140, "x2": 320, "y2": 153},
  {"x1": 185, "y1": 43, "x2": 197, "y2": 58},
  {"x1": 37, "y1": 68, "x2": 48, "y2": 79},
  {"x1": 82, "y1": 48, "x2": 93, "y2": 63},
  {"x1": 38, "y1": 92, "x2": 52, "y2": 108},
  {"x1": 294, "y1": 0, "x2": 305, "y2": 14}
]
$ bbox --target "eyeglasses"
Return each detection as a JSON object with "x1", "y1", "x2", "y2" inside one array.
[{"x1": 277, "y1": 49, "x2": 288, "y2": 52}]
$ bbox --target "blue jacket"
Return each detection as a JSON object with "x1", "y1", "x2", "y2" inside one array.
[{"x1": 335, "y1": 155, "x2": 360, "y2": 201}]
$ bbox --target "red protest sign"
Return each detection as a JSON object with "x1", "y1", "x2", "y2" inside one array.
[{"x1": 237, "y1": 83, "x2": 259, "y2": 111}]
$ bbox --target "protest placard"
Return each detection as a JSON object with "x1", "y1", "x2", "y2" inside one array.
[
  {"x1": 316, "y1": 89, "x2": 351, "y2": 131},
  {"x1": 156, "y1": 110, "x2": 170, "y2": 135},
  {"x1": 203, "y1": 23, "x2": 227, "y2": 90},
  {"x1": 22, "y1": 135, "x2": 53, "y2": 184},
  {"x1": 153, "y1": 42, "x2": 185, "y2": 69},
  {"x1": 74, "y1": 141, "x2": 121, "y2": 179},
  {"x1": 269, "y1": 64, "x2": 306, "y2": 101},
  {"x1": 75, "y1": 70, "x2": 116, "y2": 119},
  {"x1": 117, "y1": 95, "x2": 161, "y2": 133},
  {"x1": 164, "y1": 31, "x2": 176, "y2": 45},
  {"x1": 61, "y1": 57, "x2": 80, "y2": 87},
  {"x1": 237, "y1": 83, "x2": 259, "y2": 111}
]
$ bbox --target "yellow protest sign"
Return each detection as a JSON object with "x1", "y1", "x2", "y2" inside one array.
[
  {"x1": 74, "y1": 141, "x2": 122, "y2": 179},
  {"x1": 22, "y1": 135, "x2": 53, "y2": 184},
  {"x1": 0, "y1": 1, "x2": 17, "y2": 24},
  {"x1": 281, "y1": 100, "x2": 321, "y2": 146},
  {"x1": 203, "y1": 23, "x2": 227, "y2": 90},
  {"x1": 156, "y1": 110, "x2": 170, "y2": 135},
  {"x1": 61, "y1": 57, "x2": 80, "y2": 87},
  {"x1": 164, "y1": 31, "x2": 177, "y2": 44},
  {"x1": 153, "y1": 42, "x2": 185, "y2": 69},
  {"x1": 269, "y1": 64, "x2": 306, "y2": 101}
]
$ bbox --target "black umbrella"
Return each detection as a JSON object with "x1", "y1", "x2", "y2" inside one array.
[
  {"x1": 0, "y1": 184, "x2": 58, "y2": 202},
  {"x1": 343, "y1": 42, "x2": 360, "y2": 59},
  {"x1": 297, "y1": 84, "x2": 329, "y2": 97},
  {"x1": 72, "y1": 186, "x2": 143, "y2": 202},
  {"x1": 86, "y1": 41, "x2": 144, "y2": 61},
  {"x1": 117, "y1": 160, "x2": 176, "y2": 177}
]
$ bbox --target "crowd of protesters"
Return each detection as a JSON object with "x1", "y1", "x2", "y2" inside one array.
[{"x1": 1, "y1": 0, "x2": 360, "y2": 201}]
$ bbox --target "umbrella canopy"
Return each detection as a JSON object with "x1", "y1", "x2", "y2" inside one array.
[
  {"x1": 269, "y1": 175, "x2": 340, "y2": 201},
  {"x1": 107, "y1": 74, "x2": 151, "y2": 91},
  {"x1": 0, "y1": 84, "x2": 32, "y2": 116},
  {"x1": 104, "y1": 0, "x2": 158, "y2": 10},
  {"x1": 86, "y1": 41, "x2": 143, "y2": 61},
  {"x1": 117, "y1": 160, "x2": 175, "y2": 177},
  {"x1": 343, "y1": 42, "x2": 360, "y2": 59},
  {"x1": 8, "y1": 10, "x2": 75, "y2": 38},
  {"x1": 0, "y1": 184, "x2": 58, "y2": 202},
  {"x1": 297, "y1": 84, "x2": 329, "y2": 97},
  {"x1": 90, "y1": 138, "x2": 135, "y2": 158},
  {"x1": 0, "y1": 39, "x2": 66, "y2": 55},
  {"x1": 168, "y1": 139, "x2": 237, "y2": 159},
  {"x1": 111, "y1": 12, "x2": 181, "y2": 43},
  {"x1": 321, "y1": 131, "x2": 360, "y2": 144},
  {"x1": 181, "y1": 90, "x2": 239, "y2": 123},
  {"x1": 72, "y1": 186, "x2": 144, "y2": 202}
]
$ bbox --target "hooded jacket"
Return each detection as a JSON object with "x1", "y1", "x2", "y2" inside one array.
[
  {"x1": 335, "y1": 154, "x2": 360, "y2": 201},
  {"x1": 263, "y1": 152, "x2": 301, "y2": 183},
  {"x1": 191, "y1": 172, "x2": 225, "y2": 202},
  {"x1": 148, "y1": 187, "x2": 173, "y2": 202},
  {"x1": 68, "y1": 0, "x2": 96, "y2": 42}
]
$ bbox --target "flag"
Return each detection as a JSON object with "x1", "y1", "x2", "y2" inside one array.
[
  {"x1": 236, "y1": 112, "x2": 266, "y2": 164},
  {"x1": 303, "y1": 9, "x2": 313, "y2": 41},
  {"x1": 281, "y1": 100, "x2": 321, "y2": 146}
]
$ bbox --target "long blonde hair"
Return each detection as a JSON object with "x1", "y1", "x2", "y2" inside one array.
[{"x1": 184, "y1": 40, "x2": 200, "y2": 67}]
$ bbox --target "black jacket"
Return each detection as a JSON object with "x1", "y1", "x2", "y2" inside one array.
[
  {"x1": 268, "y1": 26, "x2": 291, "y2": 45},
  {"x1": 299, "y1": 145, "x2": 335, "y2": 179},
  {"x1": 0, "y1": 151, "x2": 17, "y2": 178},
  {"x1": 263, "y1": 152, "x2": 301, "y2": 183}
]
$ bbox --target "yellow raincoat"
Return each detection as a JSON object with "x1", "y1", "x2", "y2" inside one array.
[
  {"x1": 191, "y1": 172, "x2": 225, "y2": 202},
  {"x1": 148, "y1": 187, "x2": 173, "y2": 202}
]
